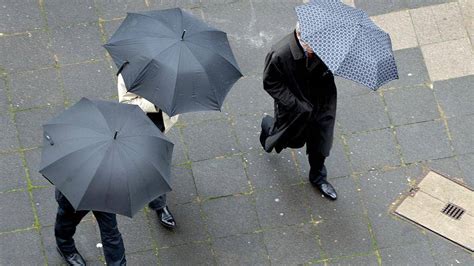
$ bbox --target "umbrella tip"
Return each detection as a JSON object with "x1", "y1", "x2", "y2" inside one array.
[
  {"x1": 181, "y1": 30, "x2": 186, "y2": 40},
  {"x1": 114, "y1": 131, "x2": 118, "y2": 140}
]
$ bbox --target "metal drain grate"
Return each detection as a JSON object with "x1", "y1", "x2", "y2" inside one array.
[{"x1": 441, "y1": 203, "x2": 465, "y2": 220}]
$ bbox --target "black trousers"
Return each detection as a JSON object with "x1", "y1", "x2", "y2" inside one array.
[
  {"x1": 306, "y1": 122, "x2": 328, "y2": 185},
  {"x1": 54, "y1": 190, "x2": 126, "y2": 265},
  {"x1": 146, "y1": 111, "x2": 167, "y2": 211}
]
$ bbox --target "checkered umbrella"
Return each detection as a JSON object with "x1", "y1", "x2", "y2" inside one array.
[{"x1": 295, "y1": 0, "x2": 398, "y2": 90}]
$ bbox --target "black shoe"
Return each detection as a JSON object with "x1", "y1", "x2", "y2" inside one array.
[
  {"x1": 57, "y1": 247, "x2": 86, "y2": 266},
  {"x1": 156, "y1": 206, "x2": 176, "y2": 229},
  {"x1": 315, "y1": 180, "x2": 337, "y2": 200},
  {"x1": 260, "y1": 115, "x2": 274, "y2": 153}
]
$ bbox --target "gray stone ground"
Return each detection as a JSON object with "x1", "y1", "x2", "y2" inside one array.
[{"x1": 0, "y1": 0, "x2": 473, "y2": 265}]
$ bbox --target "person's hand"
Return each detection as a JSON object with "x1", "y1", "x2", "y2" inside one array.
[
  {"x1": 301, "y1": 41, "x2": 314, "y2": 54},
  {"x1": 296, "y1": 100, "x2": 313, "y2": 114}
]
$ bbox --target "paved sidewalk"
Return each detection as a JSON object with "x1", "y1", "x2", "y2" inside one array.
[{"x1": 0, "y1": 0, "x2": 473, "y2": 265}]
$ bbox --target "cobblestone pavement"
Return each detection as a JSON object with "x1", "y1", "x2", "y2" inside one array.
[{"x1": 0, "y1": 0, "x2": 473, "y2": 265}]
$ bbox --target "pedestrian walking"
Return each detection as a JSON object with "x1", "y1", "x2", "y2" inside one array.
[
  {"x1": 117, "y1": 73, "x2": 178, "y2": 229},
  {"x1": 260, "y1": 23, "x2": 338, "y2": 200},
  {"x1": 41, "y1": 98, "x2": 173, "y2": 266},
  {"x1": 55, "y1": 190, "x2": 126, "y2": 266}
]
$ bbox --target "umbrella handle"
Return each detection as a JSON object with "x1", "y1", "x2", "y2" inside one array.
[{"x1": 44, "y1": 132, "x2": 54, "y2": 146}]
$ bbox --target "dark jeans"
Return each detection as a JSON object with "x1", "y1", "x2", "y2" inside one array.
[
  {"x1": 147, "y1": 111, "x2": 167, "y2": 211},
  {"x1": 54, "y1": 190, "x2": 126, "y2": 266}
]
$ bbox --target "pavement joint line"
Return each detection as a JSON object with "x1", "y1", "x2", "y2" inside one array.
[
  {"x1": 98, "y1": 16, "x2": 127, "y2": 23},
  {"x1": 0, "y1": 187, "x2": 26, "y2": 194},
  {"x1": 4, "y1": 64, "x2": 57, "y2": 76},
  {"x1": 308, "y1": 250, "x2": 377, "y2": 264},
  {"x1": 0, "y1": 30, "x2": 44, "y2": 38},
  {"x1": 3, "y1": 13, "x2": 49, "y2": 260},
  {"x1": 339, "y1": 116, "x2": 450, "y2": 136},
  {"x1": 407, "y1": 5, "x2": 421, "y2": 49},
  {"x1": 236, "y1": 121, "x2": 273, "y2": 265},
  {"x1": 348, "y1": 155, "x2": 383, "y2": 266},
  {"x1": 141, "y1": 207, "x2": 162, "y2": 263},
  {"x1": 59, "y1": 58, "x2": 106, "y2": 68},
  {"x1": 11, "y1": 104, "x2": 56, "y2": 114},
  {"x1": 156, "y1": 238, "x2": 213, "y2": 251},
  {"x1": 0, "y1": 226, "x2": 36, "y2": 236},
  {"x1": 418, "y1": 35, "x2": 474, "y2": 49},
  {"x1": 379, "y1": 89, "x2": 406, "y2": 166},
  {"x1": 175, "y1": 128, "x2": 219, "y2": 265}
]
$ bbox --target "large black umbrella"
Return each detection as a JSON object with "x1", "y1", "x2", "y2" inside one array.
[
  {"x1": 104, "y1": 8, "x2": 243, "y2": 116},
  {"x1": 39, "y1": 98, "x2": 173, "y2": 217}
]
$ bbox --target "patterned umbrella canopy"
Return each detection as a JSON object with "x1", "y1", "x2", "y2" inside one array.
[{"x1": 295, "y1": 0, "x2": 398, "y2": 90}]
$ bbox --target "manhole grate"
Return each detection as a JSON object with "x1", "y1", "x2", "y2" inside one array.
[
  {"x1": 441, "y1": 203, "x2": 465, "y2": 220},
  {"x1": 394, "y1": 171, "x2": 473, "y2": 252}
]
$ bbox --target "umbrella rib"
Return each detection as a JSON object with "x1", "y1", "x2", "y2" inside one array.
[
  {"x1": 185, "y1": 40, "x2": 241, "y2": 74},
  {"x1": 44, "y1": 122, "x2": 109, "y2": 136},
  {"x1": 75, "y1": 142, "x2": 115, "y2": 211},
  {"x1": 184, "y1": 44, "x2": 221, "y2": 108},
  {"x1": 40, "y1": 140, "x2": 110, "y2": 172},
  {"x1": 130, "y1": 12, "x2": 180, "y2": 38},
  {"x1": 170, "y1": 44, "x2": 182, "y2": 115},
  {"x1": 185, "y1": 29, "x2": 223, "y2": 39},
  {"x1": 119, "y1": 139, "x2": 172, "y2": 188}
]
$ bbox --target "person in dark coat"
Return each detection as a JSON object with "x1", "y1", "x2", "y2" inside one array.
[
  {"x1": 260, "y1": 23, "x2": 338, "y2": 200},
  {"x1": 54, "y1": 189, "x2": 126, "y2": 266}
]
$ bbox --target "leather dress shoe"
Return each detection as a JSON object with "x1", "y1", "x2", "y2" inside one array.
[
  {"x1": 157, "y1": 206, "x2": 176, "y2": 229},
  {"x1": 315, "y1": 181, "x2": 337, "y2": 200},
  {"x1": 57, "y1": 247, "x2": 86, "y2": 266}
]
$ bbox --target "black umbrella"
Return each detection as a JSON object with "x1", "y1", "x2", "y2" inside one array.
[
  {"x1": 39, "y1": 98, "x2": 173, "y2": 217},
  {"x1": 104, "y1": 8, "x2": 243, "y2": 116}
]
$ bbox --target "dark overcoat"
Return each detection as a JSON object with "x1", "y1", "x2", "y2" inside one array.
[{"x1": 262, "y1": 31, "x2": 337, "y2": 156}]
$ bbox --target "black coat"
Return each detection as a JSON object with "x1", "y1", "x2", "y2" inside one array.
[{"x1": 262, "y1": 31, "x2": 337, "y2": 156}]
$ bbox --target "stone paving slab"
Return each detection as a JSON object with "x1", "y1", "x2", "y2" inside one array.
[
  {"x1": 0, "y1": 78, "x2": 9, "y2": 113},
  {"x1": 0, "y1": 191, "x2": 35, "y2": 232},
  {"x1": 337, "y1": 93, "x2": 390, "y2": 134},
  {"x1": 15, "y1": 105, "x2": 65, "y2": 148},
  {"x1": 1, "y1": 0, "x2": 474, "y2": 265},
  {"x1": 421, "y1": 38, "x2": 474, "y2": 81},
  {"x1": 0, "y1": 229, "x2": 44, "y2": 265},
  {"x1": 371, "y1": 10, "x2": 418, "y2": 50},
  {"x1": 354, "y1": 0, "x2": 455, "y2": 16},
  {"x1": 61, "y1": 60, "x2": 116, "y2": 103},
  {"x1": 396, "y1": 120, "x2": 453, "y2": 163},
  {"x1": 44, "y1": 0, "x2": 98, "y2": 28},
  {"x1": 347, "y1": 128, "x2": 401, "y2": 172},
  {"x1": 9, "y1": 68, "x2": 64, "y2": 110},
  {"x1": 0, "y1": 152, "x2": 27, "y2": 192},
  {"x1": 263, "y1": 224, "x2": 322, "y2": 265},
  {"x1": 159, "y1": 242, "x2": 215, "y2": 265},
  {"x1": 50, "y1": 23, "x2": 104, "y2": 65},
  {"x1": 213, "y1": 232, "x2": 269, "y2": 266},
  {"x1": 24, "y1": 148, "x2": 51, "y2": 187},
  {"x1": 390, "y1": 48, "x2": 430, "y2": 88},
  {"x1": 383, "y1": 85, "x2": 439, "y2": 126},
  {"x1": 434, "y1": 75, "x2": 474, "y2": 118},
  {"x1": 202, "y1": 195, "x2": 259, "y2": 238},
  {"x1": 0, "y1": 31, "x2": 53, "y2": 73},
  {"x1": 0, "y1": 0, "x2": 43, "y2": 34}
]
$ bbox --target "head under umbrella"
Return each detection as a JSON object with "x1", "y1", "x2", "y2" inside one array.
[
  {"x1": 295, "y1": 0, "x2": 398, "y2": 90},
  {"x1": 104, "y1": 8, "x2": 243, "y2": 116},
  {"x1": 39, "y1": 98, "x2": 174, "y2": 217}
]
